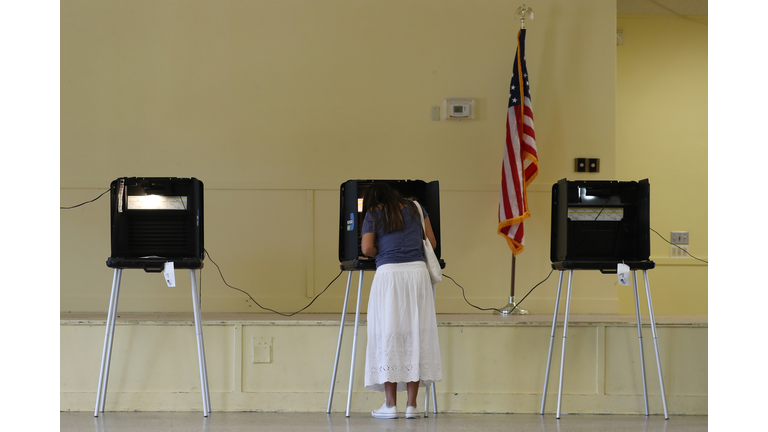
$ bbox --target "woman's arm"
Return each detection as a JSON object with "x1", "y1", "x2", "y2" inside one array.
[
  {"x1": 424, "y1": 216, "x2": 437, "y2": 250},
  {"x1": 361, "y1": 232, "x2": 378, "y2": 257}
]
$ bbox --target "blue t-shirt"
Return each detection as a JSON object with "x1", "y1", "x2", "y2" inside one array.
[{"x1": 362, "y1": 203, "x2": 428, "y2": 268}]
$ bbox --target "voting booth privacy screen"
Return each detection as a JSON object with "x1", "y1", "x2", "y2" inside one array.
[
  {"x1": 107, "y1": 177, "x2": 204, "y2": 270},
  {"x1": 339, "y1": 179, "x2": 442, "y2": 263},
  {"x1": 550, "y1": 179, "x2": 650, "y2": 264}
]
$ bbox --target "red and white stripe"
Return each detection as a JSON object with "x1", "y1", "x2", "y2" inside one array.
[{"x1": 498, "y1": 95, "x2": 538, "y2": 255}]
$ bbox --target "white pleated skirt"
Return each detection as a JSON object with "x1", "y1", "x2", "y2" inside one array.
[{"x1": 364, "y1": 261, "x2": 443, "y2": 392}]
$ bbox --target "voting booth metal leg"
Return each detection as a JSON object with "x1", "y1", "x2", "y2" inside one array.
[
  {"x1": 424, "y1": 282, "x2": 439, "y2": 417},
  {"x1": 94, "y1": 268, "x2": 122, "y2": 416},
  {"x1": 94, "y1": 268, "x2": 211, "y2": 417},
  {"x1": 555, "y1": 270, "x2": 574, "y2": 419},
  {"x1": 190, "y1": 269, "x2": 211, "y2": 416},
  {"x1": 330, "y1": 270, "x2": 441, "y2": 417},
  {"x1": 327, "y1": 271, "x2": 354, "y2": 413},
  {"x1": 425, "y1": 381, "x2": 438, "y2": 417},
  {"x1": 540, "y1": 269, "x2": 669, "y2": 419},
  {"x1": 346, "y1": 270, "x2": 365, "y2": 417},
  {"x1": 540, "y1": 270, "x2": 565, "y2": 415},
  {"x1": 643, "y1": 270, "x2": 669, "y2": 419},
  {"x1": 430, "y1": 380, "x2": 438, "y2": 414},
  {"x1": 631, "y1": 271, "x2": 650, "y2": 416}
]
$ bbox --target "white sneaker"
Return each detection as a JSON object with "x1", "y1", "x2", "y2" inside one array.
[
  {"x1": 372, "y1": 402, "x2": 398, "y2": 419},
  {"x1": 405, "y1": 406, "x2": 421, "y2": 419}
]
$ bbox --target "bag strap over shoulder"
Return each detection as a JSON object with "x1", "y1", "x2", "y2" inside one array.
[{"x1": 413, "y1": 201, "x2": 427, "y2": 241}]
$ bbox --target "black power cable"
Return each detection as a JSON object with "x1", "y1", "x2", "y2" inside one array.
[
  {"x1": 443, "y1": 269, "x2": 555, "y2": 314},
  {"x1": 204, "y1": 248, "x2": 343, "y2": 317},
  {"x1": 61, "y1": 189, "x2": 706, "y2": 313},
  {"x1": 200, "y1": 228, "x2": 703, "y2": 317},
  {"x1": 60, "y1": 189, "x2": 110, "y2": 209},
  {"x1": 650, "y1": 228, "x2": 708, "y2": 263},
  {"x1": 442, "y1": 274, "x2": 503, "y2": 313}
]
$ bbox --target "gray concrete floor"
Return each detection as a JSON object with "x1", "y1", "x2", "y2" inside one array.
[{"x1": 61, "y1": 412, "x2": 708, "y2": 432}]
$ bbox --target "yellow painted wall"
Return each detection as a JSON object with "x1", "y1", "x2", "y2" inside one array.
[
  {"x1": 616, "y1": 15, "x2": 708, "y2": 315},
  {"x1": 61, "y1": 2, "x2": 707, "y2": 316}
]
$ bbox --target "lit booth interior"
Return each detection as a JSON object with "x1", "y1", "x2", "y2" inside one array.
[
  {"x1": 550, "y1": 178, "x2": 650, "y2": 271},
  {"x1": 107, "y1": 177, "x2": 205, "y2": 271},
  {"x1": 338, "y1": 179, "x2": 445, "y2": 272}
]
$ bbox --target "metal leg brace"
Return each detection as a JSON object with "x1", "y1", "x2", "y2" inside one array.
[
  {"x1": 94, "y1": 268, "x2": 211, "y2": 417},
  {"x1": 190, "y1": 269, "x2": 211, "y2": 416},
  {"x1": 346, "y1": 270, "x2": 365, "y2": 417},
  {"x1": 643, "y1": 270, "x2": 669, "y2": 419},
  {"x1": 632, "y1": 271, "x2": 650, "y2": 415},
  {"x1": 94, "y1": 268, "x2": 122, "y2": 416},
  {"x1": 540, "y1": 270, "x2": 565, "y2": 414},
  {"x1": 539, "y1": 269, "x2": 670, "y2": 419},
  {"x1": 327, "y1": 271, "x2": 354, "y2": 413},
  {"x1": 425, "y1": 282, "x2": 439, "y2": 417},
  {"x1": 555, "y1": 270, "x2": 574, "y2": 419},
  {"x1": 329, "y1": 271, "x2": 441, "y2": 417}
]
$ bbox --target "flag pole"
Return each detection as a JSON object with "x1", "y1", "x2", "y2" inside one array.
[
  {"x1": 495, "y1": 4, "x2": 533, "y2": 316},
  {"x1": 495, "y1": 254, "x2": 528, "y2": 315}
]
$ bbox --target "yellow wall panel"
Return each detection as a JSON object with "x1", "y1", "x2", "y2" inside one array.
[
  {"x1": 62, "y1": 318, "x2": 706, "y2": 414},
  {"x1": 61, "y1": 324, "x2": 235, "y2": 393},
  {"x1": 605, "y1": 326, "x2": 707, "y2": 396},
  {"x1": 241, "y1": 325, "x2": 348, "y2": 393}
]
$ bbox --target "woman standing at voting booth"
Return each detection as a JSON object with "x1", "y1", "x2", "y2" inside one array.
[{"x1": 360, "y1": 183, "x2": 442, "y2": 419}]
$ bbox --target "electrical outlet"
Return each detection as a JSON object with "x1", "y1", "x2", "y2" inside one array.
[
  {"x1": 252, "y1": 337, "x2": 273, "y2": 363},
  {"x1": 670, "y1": 231, "x2": 689, "y2": 245},
  {"x1": 575, "y1": 158, "x2": 600, "y2": 172},
  {"x1": 670, "y1": 244, "x2": 689, "y2": 258}
]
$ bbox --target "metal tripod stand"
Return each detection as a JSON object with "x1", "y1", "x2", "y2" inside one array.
[
  {"x1": 326, "y1": 260, "x2": 439, "y2": 417},
  {"x1": 94, "y1": 267, "x2": 211, "y2": 417},
  {"x1": 540, "y1": 261, "x2": 668, "y2": 419}
]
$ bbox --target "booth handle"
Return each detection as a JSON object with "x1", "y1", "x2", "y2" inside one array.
[{"x1": 143, "y1": 263, "x2": 165, "y2": 273}]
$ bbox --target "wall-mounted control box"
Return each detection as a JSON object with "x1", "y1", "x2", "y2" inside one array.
[{"x1": 444, "y1": 98, "x2": 474, "y2": 121}]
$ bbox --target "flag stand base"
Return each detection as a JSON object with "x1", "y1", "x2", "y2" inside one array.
[{"x1": 495, "y1": 296, "x2": 529, "y2": 315}]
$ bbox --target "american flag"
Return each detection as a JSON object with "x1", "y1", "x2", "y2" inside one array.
[{"x1": 498, "y1": 29, "x2": 539, "y2": 256}]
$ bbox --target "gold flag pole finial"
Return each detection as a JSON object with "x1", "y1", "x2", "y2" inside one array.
[{"x1": 515, "y1": 5, "x2": 534, "y2": 29}]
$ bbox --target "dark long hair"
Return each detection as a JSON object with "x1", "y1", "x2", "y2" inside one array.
[{"x1": 362, "y1": 183, "x2": 418, "y2": 234}]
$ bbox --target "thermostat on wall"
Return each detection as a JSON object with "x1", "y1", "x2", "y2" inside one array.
[{"x1": 444, "y1": 98, "x2": 474, "y2": 121}]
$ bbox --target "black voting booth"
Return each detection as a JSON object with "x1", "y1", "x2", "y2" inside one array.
[
  {"x1": 540, "y1": 179, "x2": 668, "y2": 419},
  {"x1": 328, "y1": 179, "x2": 444, "y2": 417},
  {"x1": 95, "y1": 177, "x2": 211, "y2": 418},
  {"x1": 338, "y1": 179, "x2": 445, "y2": 271},
  {"x1": 550, "y1": 178, "x2": 651, "y2": 269},
  {"x1": 107, "y1": 177, "x2": 205, "y2": 271}
]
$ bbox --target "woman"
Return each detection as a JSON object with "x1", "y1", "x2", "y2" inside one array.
[{"x1": 360, "y1": 183, "x2": 442, "y2": 419}]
